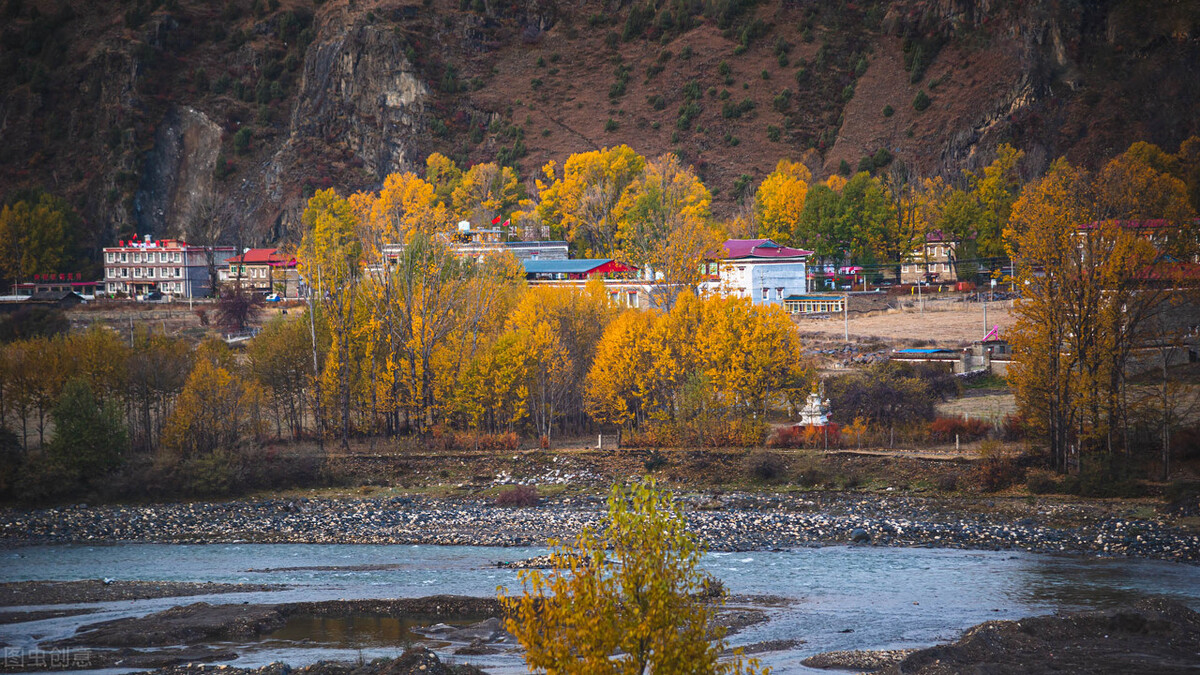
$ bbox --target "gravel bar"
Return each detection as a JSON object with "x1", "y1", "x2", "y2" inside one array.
[{"x1": 0, "y1": 493, "x2": 1196, "y2": 562}]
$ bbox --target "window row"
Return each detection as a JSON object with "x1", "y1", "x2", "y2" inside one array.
[
  {"x1": 608, "y1": 290, "x2": 640, "y2": 308},
  {"x1": 106, "y1": 281, "x2": 186, "y2": 293},
  {"x1": 107, "y1": 267, "x2": 183, "y2": 279},
  {"x1": 106, "y1": 251, "x2": 184, "y2": 264},
  {"x1": 901, "y1": 263, "x2": 952, "y2": 273}
]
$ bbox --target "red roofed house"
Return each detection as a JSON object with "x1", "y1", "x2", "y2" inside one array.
[
  {"x1": 701, "y1": 239, "x2": 812, "y2": 307},
  {"x1": 219, "y1": 248, "x2": 302, "y2": 297}
]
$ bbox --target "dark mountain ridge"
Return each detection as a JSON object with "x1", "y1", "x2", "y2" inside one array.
[{"x1": 0, "y1": 0, "x2": 1196, "y2": 253}]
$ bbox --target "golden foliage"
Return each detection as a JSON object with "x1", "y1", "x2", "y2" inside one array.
[
  {"x1": 1005, "y1": 145, "x2": 1197, "y2": 470},
  {"x1": 586, "y1": 292, "x2": 806, "y2": 427},
  {"x1": 535, "y1": 145, "x2": 646, "y2": 257},
  {"x1": 500, "y1": 478, "x2": 767, "y2": 675},
  {"x1": 451, "y1": 162, "x2": 523, "y2": 224},
  {"x1": 754, "y1": 158, "x2": 811, "y2": 244},
  {"x1": 162, "y1": 359, "x2": 265, "y2": 458}
]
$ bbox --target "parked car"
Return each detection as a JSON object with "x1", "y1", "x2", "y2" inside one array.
[
  {"x1": 265, "y1": 293, "x2": 282, "y2": 302},
  {"x1": 143, "y1": 290, "x2": 163, "y2": 301}
]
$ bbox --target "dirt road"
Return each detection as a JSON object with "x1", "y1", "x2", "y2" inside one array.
[{"x1": 798, "y1": 299, "x2": 1016, "y2": 347}]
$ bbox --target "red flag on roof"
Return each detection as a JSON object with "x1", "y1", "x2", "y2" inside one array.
[{"x1": 491, "y1": 215, "x2": 502, "y2": 225}]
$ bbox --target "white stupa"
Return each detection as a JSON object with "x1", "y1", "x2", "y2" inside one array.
[{"x1": 798, "y1": 382, "x2": 830, "y2": 427}]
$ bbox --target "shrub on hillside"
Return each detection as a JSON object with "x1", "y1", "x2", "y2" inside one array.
[
  {"x1": 495, "y1": 484, "x2": 540, "y2": 507},
  {"x1": 746, "y1": 450, "x2": 786, "y2": 482},
  {"x1": 971, "y1": 444, "x2": 1025, "y2": 492},
  {"x1": 929, "y1": 416, "x2": 992, "y2": 443},
  {"x1": 643, "y1": 449, "x2": 668, "y2": 472},
  {"x1": 1025, "y1": 469, "x2": 1059, "y2": 495},
  {"x1": 913, "y1": 89, "x2": 931, "y2": 111}
]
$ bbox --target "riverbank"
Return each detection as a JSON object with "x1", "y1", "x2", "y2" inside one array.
[
  {"x1": 0, "y1": 581, "x2": 285, "y2": 606},
  {"x1": 2, "y1": 491, "x2": 1196, "y2": 562},
  {"x1": 803, "y1": 598, "x2": 1200, "y2": 674}
]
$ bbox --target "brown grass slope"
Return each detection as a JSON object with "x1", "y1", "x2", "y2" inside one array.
[{"x1": 0, "y1": 0, "x2": 1197, "y2": 239}]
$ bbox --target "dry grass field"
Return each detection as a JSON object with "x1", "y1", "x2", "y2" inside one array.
[{"x1": 798, "y1": 299, "x2": 1017, "y2": 347}]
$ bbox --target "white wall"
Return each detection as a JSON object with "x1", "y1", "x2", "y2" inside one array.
[
  {"x1": 749, "y1": 262, "x2": 807, "y2": 305},
  {"x1": 705, "y1": 261, "x2": 807, "y2": 306}
]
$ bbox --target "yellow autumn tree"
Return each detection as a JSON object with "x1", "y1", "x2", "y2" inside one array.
[
  {"x1": 425, "y1": 152, "x2": 463, "y2": 208},
  {"x1": 586, "y1": 293, "x2": 806, "y2": 428},
  {"x1": 585, "y1": 310, "x2": 656, "y2": 427},
  {"x1": 971, "y1": 143, "x2": 1025, "y2": 257},
  {"x1": 505, "y1": 281, "x2": 619, "y2": 442},
  {"x1": 451, "y1": 162, "x2": 523, "y2": 224},
  {"x1": 699, "y1": 295, "x2": 805, "y2": 417},
  {"x1": 501, "y1": 478, "x2": 767, "y2": 675},
  {"x1": 162, "y1": 359, "x2": 265, "y2": 458},
  {"x1": 352, "y1": 171, "x2": 450, "y2": 254},
  {"x1": 753, "y1": 158, "x2": 811, "y2": 245},
  {"x1": 1006, "y1": 144, "x2": 1195, "y2": 473},
  {"x1": 453, "y1": 328, "x2": 533, "y2": 432},
  {"x1": 298, "y1": 189, "x2": 362, "y2": 446},
  {"x1": 615, "y1": 154, "x2": 722, "y2": 308},
  {"x1": 536, "y1": 146, "x2": 647, "y2": 257}
]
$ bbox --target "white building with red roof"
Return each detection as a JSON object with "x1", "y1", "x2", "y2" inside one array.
[
  {"x1": 702, "y1": 238, "x2": 812, "y2": 307},
  {"x1": 219, "y1": 248, "x2": 302, "y2": 297},
  {"x1": 102, "y1": 236, "x2": 235, "y2": 298}
]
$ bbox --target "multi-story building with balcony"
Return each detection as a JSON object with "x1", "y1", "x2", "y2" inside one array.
[{"x1": 102, "y1": 236, "x2": 235, "y2": 298}]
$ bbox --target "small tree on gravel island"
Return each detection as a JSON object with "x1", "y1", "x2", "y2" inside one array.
[{"x1": 500, "y1": 478, "x2": 767, "y2": 674}]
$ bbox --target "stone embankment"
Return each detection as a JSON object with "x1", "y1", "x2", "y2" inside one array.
[{"x1": 1, "y1": 493, "x2": 1196, "y2": 563}]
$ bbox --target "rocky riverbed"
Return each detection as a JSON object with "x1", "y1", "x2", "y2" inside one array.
[
  {"x1": 802, "y1": 598, "x2": 1200, "y2": 673},
  {"x1": 1, "y1": 492, "x2": 1196, "y2": 562},
  {"x1": 0, "y1": 593, "x2": 775, "y2": 673},
  {"x1": 0, "y1": 581, "x2": 285, "y2": 607}
]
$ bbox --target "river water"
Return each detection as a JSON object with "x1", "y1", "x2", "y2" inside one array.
[{"x1": 2, "y1": 543, "x2": 1199, "y2": 673}]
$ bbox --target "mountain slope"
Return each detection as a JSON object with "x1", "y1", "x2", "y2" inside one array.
[{"x1": 0, "y1": 0, "x2": 1196, "y2": 250}]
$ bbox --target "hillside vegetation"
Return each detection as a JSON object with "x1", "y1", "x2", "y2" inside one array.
[{"x1": 1, "y1": 0, "x2": 1198, "y2": 249}]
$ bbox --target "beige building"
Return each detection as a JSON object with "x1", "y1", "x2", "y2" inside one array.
[
  {"x1": 219, "y1": 248, "x2": 302, "y2": 297},
  {"x1": 900, "y1": 231, "x2": 962, "y2": 284}
]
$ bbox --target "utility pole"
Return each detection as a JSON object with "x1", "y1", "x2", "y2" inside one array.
[
  {"x1": 983, "y1": 292, "x2": 988, "y2": 338},
  {"x1": 917, "y1": 273, "x2": 923, "y2": 315}
]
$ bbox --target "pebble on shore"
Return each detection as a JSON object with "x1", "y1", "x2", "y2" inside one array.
[{"x1": 0, "y1": 493, "x2": 1196, "y2": 563}]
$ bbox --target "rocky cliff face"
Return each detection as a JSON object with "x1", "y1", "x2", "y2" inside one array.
[
  {"x1": 0, "y1": 0, "x2": 1196, "y2": 246},
  {"x1": 134, "y1": 105, "x2": 223, "y2": 237},
  {"x1": 252, "y1": 23, "x2": 431, "y2": 240}
]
